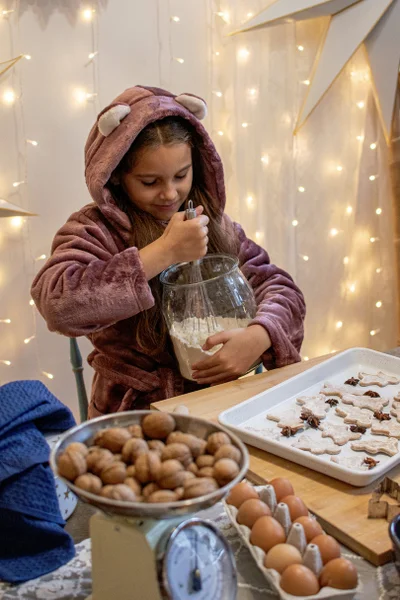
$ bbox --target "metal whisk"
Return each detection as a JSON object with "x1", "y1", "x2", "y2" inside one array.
[{"x1": 184, "y1": 200, "x2": 218, "y2": 333}]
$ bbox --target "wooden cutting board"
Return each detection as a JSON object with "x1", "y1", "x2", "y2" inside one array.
[{"x1": 151, "y1": 355, "x2": 399, "y2": 566}]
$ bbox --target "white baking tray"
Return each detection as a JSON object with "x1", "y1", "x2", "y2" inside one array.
[{"x1": 219, "y1": 348, "x2": 400, "y2": 486}]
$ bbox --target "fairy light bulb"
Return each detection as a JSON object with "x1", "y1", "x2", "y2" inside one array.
[
  {"x1": 376, "y1": 267, "x2": 382, "y2": 274},
  {"x1": 356, "y1": 135, "x2": 364, "y2": 142},
  {"x1": 302, "y1": 80, "x2": 310, "y2": 85},
  {"x1": 246, "y1": 196, "x2": 254, "y2": 208},
  {"x1": 171, "y1": 16, "x2": 180, "y2": 22},
  {"x1": 370, "y1": 237, "x2": 378, "y2": 243},
  {"x1": 3, "y1": 89, "x2": 16, "y2": 105},
  {"x1": 27, "y1": 139, "x2": 38, "y2": 146},
  {"x1": 336, "y1": 165, "x2": 343, "y2": 172},
  {"x1": 246, "y1": 12, "x2": 253, "y2": 18},
  {"x1": 10, "y1": 217, "x2": 24, "y2": 228},
  {"x1": 343, "y1": 256, "x2": 349, "y2": 265},
  {"x1": 292, "y1": 219, "x2": 299, "y2": 227},
  {"x1": 0, "y1": 360, "x2": 11, "y2": 366},
  {"x1": 241, "y1": 122, "x2": 249, "y2": 128},
  {"x1": 330, "y1": 228, "x2": 339, "y2": 237},
  {"x1": 217, "y1": 131, "x2": 224, "y2": 136},
  {"x1": 74, "y1": 89, "x2": 96, "y2": 104},
  {"x1": 0, "y1": 319, "x2": 11, "y2": 324},
  {"x1": 174, "y1": 57, "x2": 185, "y2": 64},
  {"x1": 88, "y1": 51, "x2": 98, "y2": 60},
  {"x1": 24, "y1": 54, "x2": 32, "y2": 60},
  {"x1": 369, "y1": 175, "x2": 376, "y2": 181},
  {"x1": 12, "y1": 181, "x2": 25, "y2": 188},
  {"x1": 336, "y1": 321, "x2": 343, "y2": 329},
  {"x1": 238, "y1": 48, "x2": 250, "y2": 61},
  {"x1": 248, "y1": 88, "x2": 257, "y2": 96},
  {"x1": 370, "y1": 329, "x2": 379, "y2": 337},
  {"x1": 348, "y1": 283, "x2": 356, "y2": 293},
  {"x1": 370, "y1": 143, "x2": 377, "y2": 150},
  {"x1": 35, "y1": 254, "x2": 47, "y2": 261},
  {"x1": 303, "y1": 356, "x2": 309, "y2": 361},
  {"x1": 376, "y1": 301, "x2": 382, "y2": 308},
  {"x1": 298, "y1": 186, "x2": 305, "y2": 193},
  {"x1": 346, "y1": 206, "x2": 353, "y2": 215},
  {"x1": 356, "y1": 101, "x2": 365, "y2": 109},
  {"x1": 261, "y1": 155, "x2": 269, "y2": 165},
  {"x1": 213, "y1": 91, "x2": 222, "y2": 97},
  {"x1": 24, "y1": 336, "x2": 35, "y2": 344},
  {"x1": 255, "y1": 231, "x2": 264, "y2": 242},
  {"x1": 297, "y1": 45, "x2": 304, "y2": 52},
  {"x1": 82, "y1": 8, "x2": 95, "y2": 21},
  {"x1": 29, "y1": 299, "x2": 35, "y2": 306},
  {"x1": 376, "y1": 208, "x2": 382, "y2": 215},
  {"x1": 42, "y1": 371, "x2": 54, "y2": 380}
]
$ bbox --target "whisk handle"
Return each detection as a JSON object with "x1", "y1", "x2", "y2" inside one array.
[{"x1": 185, "y1": 199, "x2": 197, "y2": 221}]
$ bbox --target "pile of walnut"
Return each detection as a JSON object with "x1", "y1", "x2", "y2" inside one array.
[{"x1": 57, "y1": 413, "x2": 242, "y2": 504}]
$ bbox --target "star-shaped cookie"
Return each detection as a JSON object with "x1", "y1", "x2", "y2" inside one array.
[
  {"x1": 296, "y1": 394, "x2": 330, "y2": 419},
  {"x1": 335, "y1": 406, "x2": 373, "y2": 428},
  {"x1": 341, "y1": 393, "x2": 389, "y2": 412},
  {"x1": 320, "y1": 382, "x2": 365, "y2": 397},
  {"x1": 351, "y1": 438, "x2": 399, "y2": 457},
  {"x1": 319, "y1": 423, "x2": 362, "y2": 446},
  {"x1": 371, "y1": 419, "x2": 400, "y2": 439},
  {"x1": 358, "y1": 371, "x2": 400, "y2": 387},
  {"x1": 266, "y1": 408, "x2": 304, "y2": 432},
  {"x1": 291, "y1": 434, "x2": 341, "y2": 455}
]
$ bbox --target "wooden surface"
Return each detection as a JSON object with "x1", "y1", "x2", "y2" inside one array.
[{"x1": 152, "y1": 355, "x2": 399, "y2": 566}]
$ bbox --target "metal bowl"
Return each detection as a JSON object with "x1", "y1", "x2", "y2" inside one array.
[{"x1": 50, "y1": 410, "x2": 249, "y2": 520}]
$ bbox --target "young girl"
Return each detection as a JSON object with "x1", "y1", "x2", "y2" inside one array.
[{"x1": 31, "y1": 85, "x2": 306, "y2": 419}]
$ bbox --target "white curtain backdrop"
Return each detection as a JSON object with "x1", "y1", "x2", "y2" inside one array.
[{"x1": 0, "y1": 0, "x2": 397, "y2": 418}]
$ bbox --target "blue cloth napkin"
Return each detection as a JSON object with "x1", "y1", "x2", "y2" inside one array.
[{"x1": 0, "y1": 380, "x2": 76, "y2": 583}]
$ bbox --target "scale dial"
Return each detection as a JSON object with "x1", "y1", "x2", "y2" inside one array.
[{"x1": 158, "y1": 518, "x2": 237, "y2": 600}]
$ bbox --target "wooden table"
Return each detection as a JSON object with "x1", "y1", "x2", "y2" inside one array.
[{"x1": 152, "y1": 354, "x2": 400, "y2": 566}]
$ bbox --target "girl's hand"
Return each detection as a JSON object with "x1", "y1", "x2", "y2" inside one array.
[
  {"x1": 191, "y1": 325, "x2": 272, "y2": 385},
  {"x1": 160, "y1": 205, "x2": 209, "y2": 264}
]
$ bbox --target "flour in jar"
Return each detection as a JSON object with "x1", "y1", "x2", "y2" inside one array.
[{"x1": 169, "y1": 316, "x2": 250, "y2": 381}]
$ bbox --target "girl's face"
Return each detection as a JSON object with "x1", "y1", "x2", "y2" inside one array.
[{"x1": 121, "y1": 142, "x2": 193, "y2": 220}]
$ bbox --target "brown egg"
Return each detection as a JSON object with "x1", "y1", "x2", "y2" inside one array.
[
  {"x1": 311, "y1": 534, "x2": 341, "y2": 565},
  {"x1": 226, "y1": 481, "x2": 259, "y2": 508},
  {"x1": 264, "y1": 543, "x2": 303, "y2": 574},
  {"x1": 294, "y1": 516, "x2": 324, "y2": 543},
  {"x1": 270, "y1": 477, "x2": 294, "y2": 502},
  {"x1": 237, "y1": 499, "x2": 271, "y2": 529},
  {"x1": 280, "y1": 564, "x2": 320, "y2": 596},
  {"x1": 250, "y1": 516, "x2": 286, "y2": 553},
  {"x1": 280, "y1": 495, "x2": 308, "y2": 521},
  {"x1": 320, "y1": 558, "x2": 358, "y2": 590}
]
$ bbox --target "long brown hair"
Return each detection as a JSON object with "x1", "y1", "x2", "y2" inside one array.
[{"x1": 108, "y1": 116, "x2": 234, "y2": 355}]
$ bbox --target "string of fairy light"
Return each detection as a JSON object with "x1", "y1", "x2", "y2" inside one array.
[{"x1": 0, "y1": 4, "x2": 101, "y2": 379}]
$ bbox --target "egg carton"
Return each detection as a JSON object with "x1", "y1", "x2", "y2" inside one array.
[{"x1": 223, "y1": 485, "x2": 362, "y2": 600}]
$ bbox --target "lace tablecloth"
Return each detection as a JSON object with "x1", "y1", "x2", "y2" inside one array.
[{"x1": 0, "y1": 500, "x2": 399, "y2": 600}]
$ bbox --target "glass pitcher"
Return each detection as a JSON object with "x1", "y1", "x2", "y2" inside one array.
[{"x1": 160, "y1": 254, "x2": 257, "y2": 381}]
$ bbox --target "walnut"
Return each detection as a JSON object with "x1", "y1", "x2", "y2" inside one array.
[
  {"x1": 95, "y1": 428, "x2": 132, "y2": 453},
  {"x1": 100, "y1": 484, "x2": 137, "y2": 502},
  {"x1": 121, "y1": 438, "x2": 149, "y2": 464},
  {"x1": 128, "y1": 424, "x2": 144, "y2": 439},
  {"x1": 57, "y1": 449, "x2": 87, "y2": 481},
  {"x1": 66, "y1": 442, "x2": 88, "y2": 457},
  {"x1": 148, "y1": 440, "x2": 165, "y2": 456},
  {"x1": 135, "y1": 451, "x2": 162, "y2": 483},
  {"x1": 125, "y1": 477, "x2": 142, "y2": 496},
  {"x1": 182, "y1": 477, "x2": 219, "y2": 499},
  {"x1": 126, "y1": 465, "x2": 136, "y2": 478},
  {"x1": 148, "y1": 490, "x2": 179, "y2": 503},
  {"x1": 100, "y1": 461, "x2": 127, "y2": 485},
  {"x1": 167, "y1": 432, "x2": 206, "y2": 458},
  {"x1": 161, "y1": 443, "x2": 192, "y2": 467},
  {"x1": 175, "y1": 486, "x2": 184, "y2": 499},
  {"x1": 196, "y1": 455, "x2": 215, "y2": 469},
  {"x1": 158, "y1": 459, "x2": 186, "y2": 489},
  {"x1": 198, "y1": 467, "x2": 215, "y2": 478},
  {"x1": 206, "y1": 432, "x2": 231, "y2": 455},
  {"x1": 213, "y1": 458, "x2": 239, "y2": 486},
  {"x1": 187, "y1": 462, "x2": 199, "y2": 475},
  {"x1": 142, "y1": 413, "x2": 176, "y2": 439},
  {"x1": 142, "y1": 482, "x2": 160, "y2": 498},
  {"x1": 181, "y1": 471, "x2": 196, "y2": 483},
  {"x1": 214, "y1": 444, "x2": 241, "y2": 464},
  {"x1": 74, "y1": 473, "x2": 102, "y2": 494},
  {"x1": 86, "y1": 448, "x2": 114, "y2": 476}
]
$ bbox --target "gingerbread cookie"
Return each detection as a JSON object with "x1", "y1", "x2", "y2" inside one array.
[
  {"x1": 341, "y1": 393, "x2": 389, "y2": 412},
  {"x1": 330, "y1": 456, "x2": 369, "y2": 470},
  {"x1": 320, "y1": 382, "x2": 364, "y2": 397},
  {"x1": 319, "y1": 423, "x2": 362, "y2": 446},
  {"x1": 244, "y1": 426, "x2": 282, "y2": 441},
  {"x1": 266, "y1": 409, "x2": 304, "y2": 433},
  {"x1": 296, "y1": 394, "x2": 330, "y2": 419},
  {"x1": 291, "y1": 434, "x2": 341, "y2": 455},
  {"x1": 358, "y1": 371, "x2": 400, "y2": 387},
  {"x1": 351, "y1": 438, "x2": 399, "y2": 457},
  {"x1": 371, "y1": 420, "x2": 400, "y2": 439},
  {"x1": 335, "y1": 406, "x2": 373, "y2": 428}
]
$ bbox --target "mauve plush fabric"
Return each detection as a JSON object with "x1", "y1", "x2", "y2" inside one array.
[{"x1": 31, "y1": 85, "x2": 306, "y2": 418}]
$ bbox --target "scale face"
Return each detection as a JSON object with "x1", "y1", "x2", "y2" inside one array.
[{"x1": 158, "y1": 518, "x2": 237, "y2": 600}]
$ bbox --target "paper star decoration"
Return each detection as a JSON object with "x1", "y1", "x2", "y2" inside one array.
[
  {"x1": 232, "y1": 0, "x2": 400, "y2": 143},
  {"x1": 0, "y1": 198, "x2": 36, "y2": 218}
]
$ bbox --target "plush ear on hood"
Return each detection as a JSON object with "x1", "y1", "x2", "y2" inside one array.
[
  {"x1": 98, "y1": 103, "x2": 131, "y2": 137},
  {"x1": 175, "y1": 94, "x2": 207, "y2": 120}
]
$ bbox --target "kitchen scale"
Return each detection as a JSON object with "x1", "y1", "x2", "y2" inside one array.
[{"x1": 50, "y1": 411, "x2": 249, "y2": 600}]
